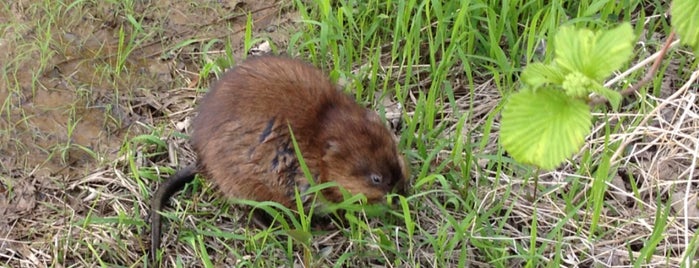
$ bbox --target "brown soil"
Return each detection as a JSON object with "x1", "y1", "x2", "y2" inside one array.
[{"x1": 1, "y1": 0, "x2": 299, "y2": 265}]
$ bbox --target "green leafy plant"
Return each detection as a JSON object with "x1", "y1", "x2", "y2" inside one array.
[
  {"x1": 500, "y1": 23, "x2": 635, "y2": 170},
  {"x1": 502, "y1": 0, "x2": 699, "y2": 172},
  {"x1": 671, "y1": 0, "x2": 699, "y2": 56}
]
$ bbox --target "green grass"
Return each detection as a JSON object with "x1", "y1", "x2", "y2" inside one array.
[{"x1": 1, "y1": 0, "x2": 698, "y2": 267}]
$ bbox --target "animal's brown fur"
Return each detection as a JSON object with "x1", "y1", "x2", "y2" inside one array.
[
  {"x1": 192, "y1": 56, "x2": 407, "y2": 206},
  {"x1": 150, "y1": 55, "x2": 408, "y2": 262}
]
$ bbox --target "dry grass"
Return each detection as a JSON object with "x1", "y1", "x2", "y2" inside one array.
[{"x1": 1, "y1": 0, "x2": 698, "y2": 267}]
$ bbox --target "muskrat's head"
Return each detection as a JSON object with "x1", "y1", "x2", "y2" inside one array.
[{"x1": 317, "y1": 106, "x2": 408, "y2": 204}]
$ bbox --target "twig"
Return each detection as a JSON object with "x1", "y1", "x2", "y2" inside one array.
[
  {"x1": 589, "y1": 31, "x2": 679, "y2": 106},
  {"x1": 621, "y1": 31, "x2": 677, "y2": 95}
]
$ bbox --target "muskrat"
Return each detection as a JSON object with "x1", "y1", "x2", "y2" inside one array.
[{"x1": 149, "y1": 55, "x2": 408, "y2": 261}]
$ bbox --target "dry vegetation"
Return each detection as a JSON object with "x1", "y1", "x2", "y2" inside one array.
[{"x1": 1, "y1": 0, "x2": 698, "y2": 267}]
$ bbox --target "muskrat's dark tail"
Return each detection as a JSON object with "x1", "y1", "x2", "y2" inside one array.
[{"x1": 150, "y1": 164, "x2": 197, "y2": 264}]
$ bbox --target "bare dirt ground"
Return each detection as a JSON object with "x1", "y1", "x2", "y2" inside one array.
[{"x1": 1, "y1": 0, "x2": 301, "y2": 265}]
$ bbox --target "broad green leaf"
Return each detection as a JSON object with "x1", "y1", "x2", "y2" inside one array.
[
  {"x1": 589, "y1": 23, "x2": 635, "y2": 79},
  {"x1": 672, "y1": 0, "x2": 699, "y2": 56},
  {"x1": 521, "y1": 62, "x2": 566, "y2": 88},
  {"x1": 554, "y1": 26, "x2": 593, "y2": 75},
  {"x1": 500, "y1": 88, "x2": 592, "y2": 170},
  {"x1": 555, "y1": 24, "x2": 635, "y2": 80}
]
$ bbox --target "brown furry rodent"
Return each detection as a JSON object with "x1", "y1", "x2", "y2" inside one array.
[{"x1": 150, "y1": 55, "x2": 408, "y2": 261}]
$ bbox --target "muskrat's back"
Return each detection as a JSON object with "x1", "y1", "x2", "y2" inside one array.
[{"x1": 193, "y1": 57, "x2": 340, "y2": 128}]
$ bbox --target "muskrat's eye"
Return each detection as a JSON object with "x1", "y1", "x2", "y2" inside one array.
[{"x1": 370, "y1": 173, "x2": 383, "y2": 185}]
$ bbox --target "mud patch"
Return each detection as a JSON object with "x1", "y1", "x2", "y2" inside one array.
[{"x1": 1, "y1": 0, "x2": 298, "y2": 177}]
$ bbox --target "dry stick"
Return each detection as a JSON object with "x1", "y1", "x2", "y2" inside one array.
[
  {"x1": 605, "y1": 31, "x2": 679, "y2": 165},
  {"x1": 620, "y1": 31, "x2": 678, "y2": 96},
  {"x1": 605, "y1": 34, "x2": 680, "y2": 88},
  {"x1": 589, "y1": 31, "x2": 678, "y2": 106}
]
